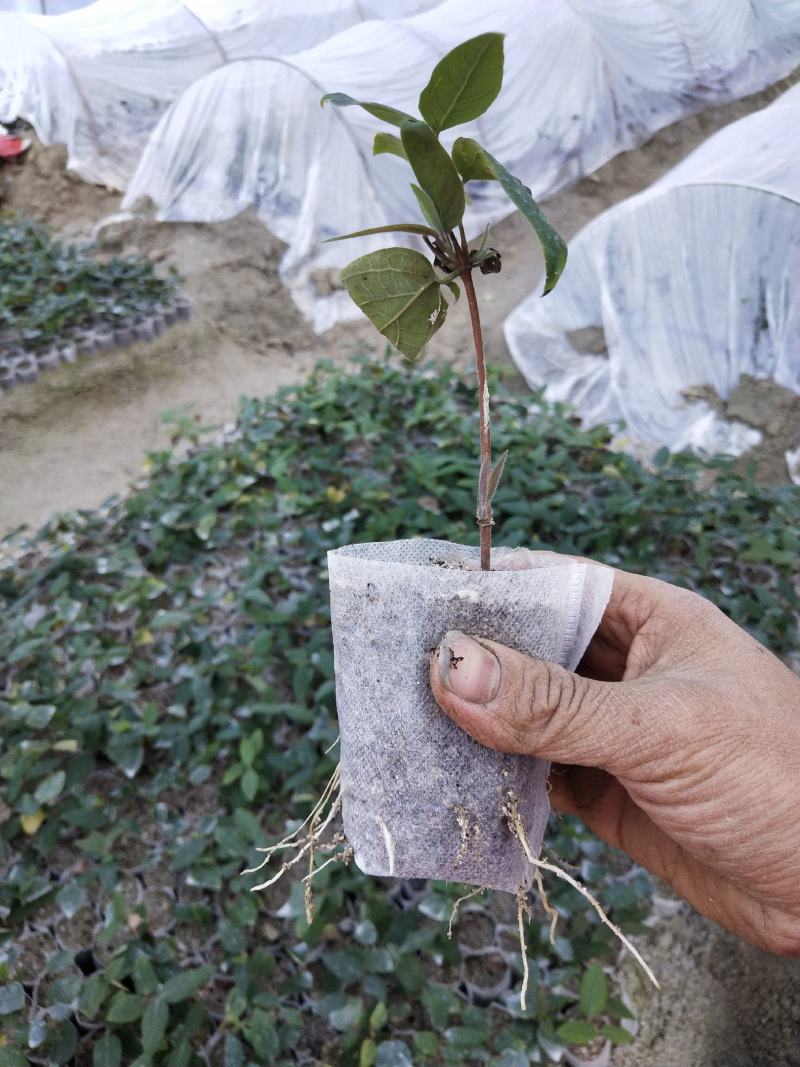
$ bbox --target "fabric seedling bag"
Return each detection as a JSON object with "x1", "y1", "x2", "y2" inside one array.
[{"x1": 328, "y1": 539, "x2": 613, "y2": 892}]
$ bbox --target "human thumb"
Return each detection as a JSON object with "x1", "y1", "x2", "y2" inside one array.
[{"x1": 430, "y1": 630, "x2": 655, "y2": 774}]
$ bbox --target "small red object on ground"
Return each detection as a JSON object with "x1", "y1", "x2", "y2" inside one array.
[{"x1": 0, "y1": 135, "x2": 29, "y2": 159}]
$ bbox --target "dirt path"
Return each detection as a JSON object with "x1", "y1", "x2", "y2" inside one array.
[{"x1": 1, "y1": 80, "x2": 798, "y2": 536}]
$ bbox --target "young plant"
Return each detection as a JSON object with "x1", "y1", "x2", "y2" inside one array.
[{"x1": 322, "y1": 32, "x2": 567, "y2": 570}]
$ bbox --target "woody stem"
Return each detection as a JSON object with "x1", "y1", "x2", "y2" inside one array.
[{"x1": 458, "y1": 224, "x2": 492, "y2": 571}]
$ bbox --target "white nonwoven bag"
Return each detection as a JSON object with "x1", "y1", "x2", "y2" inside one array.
[{"x1": 328, "y1": 539, "x2": 613, "y2": 893}]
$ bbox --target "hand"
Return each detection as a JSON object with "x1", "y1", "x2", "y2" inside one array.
[{"x1": 430, "y1": 552, "x2": 800, "y2": 956}]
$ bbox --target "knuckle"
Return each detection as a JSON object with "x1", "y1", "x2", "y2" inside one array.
[{"x1": 496, "y1": 659, "x2": 588, "y2": 756}]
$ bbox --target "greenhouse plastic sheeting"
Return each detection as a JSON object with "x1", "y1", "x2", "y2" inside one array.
[
  {"x1": 0, "y1": 0, "x2": 437, "y2": 188},
  {"x1": 0, "y1": 1, "x2": 91, "y2": 12},
  {"x1": 119, "y1": 0, "x2": 800, "y2": 330},
  {"x1": 505, "y1": 83, "x2": 800, "y2": 467}
]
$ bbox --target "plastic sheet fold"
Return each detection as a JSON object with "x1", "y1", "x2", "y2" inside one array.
[
  {"x1": 2, "y1": 0, "x2": 800, "y2": 331},
  {"x1": 505, "y1": 83, "x2": 800, "y2": 462},
  {"x1": 0, "y1": 0, "x2": 437, "y2": 188},
  {"x1": 120, "y1": 0, "x2": 800, "y2": 329}
]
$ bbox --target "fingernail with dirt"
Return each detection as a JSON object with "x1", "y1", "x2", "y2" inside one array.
[{"x1": 438, "y1": 631, "x2": 501, "y2": 704}]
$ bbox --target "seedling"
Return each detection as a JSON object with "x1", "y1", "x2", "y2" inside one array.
[
  {"x1": 321, "y1": 32, "x2": 567, "y2": 570},
  {"x1": 248, "y1": 38, "x2": 658, "y2": 1021}
]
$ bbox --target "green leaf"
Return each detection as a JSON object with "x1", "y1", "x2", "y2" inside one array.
[
  {"x1": 410, "y1": 184, "x2": 444, "y2": 234},
  {"x1": 482, "y1": 150, "x2": 567, "y2": 293},
  {"x1": 452, "y1": 137, "x2": 497, "y2": 182},
  {"x1": 369, "y1": 1001, "x2": 388, "y2": 1035},
  {"x1": 607, "y1": 996, "x2": 636, "y2": 1021},
  {"x1": 340, "y1": 248, "x2": 447, "y2": 361},
  {"x1": 241, "y1": 767, "x2": 259, "y2": 801},
  {"x1": 602, "y1": 1023, "x2": 634, "y2": 1045},
  {"x1": 34, "y1": 769, "x2": 65, "y2": 804},
  {"x1": 46, "y1": 1022, "x2": 77, "y2": 1066},
  {"x1": 93, "y1": 1032, "x2": 121, "y2": 1067},
  {"x1": 106, "y1": 991, "x2": 146, "y2": 1023},
  {"x1": 224, "y1": 1035, "x2": 246, "y2": 1067},
  {"x1": 400, "y1": 119, "x2": 464, "y2": 232},
  {"x1": 0, "y1": 1049, "x2": 29, "y2": 1067},
  {"x1": 330, "y1": 997, "x2": 364, "y2": 1031},
  {"x1": 161, "y1": 965, "x2": 214, "y2": 1004},
  {"x1": 421, "y1": 985, "x2": 458, "y2": 1030},
  {"x1": 142, "y1": 997, "x2": 169, "y2": 1054},
  {"x1": 360, "y1": 1039, "x2": 377, "y2": 1067},
  {"x1": 579, "y1": 963, "x2": 608, "y2": 1018},
  {"x1": 132, "y1": 955, "x2": 159, "y2": 996},
  {"x1": 324, "y1": 222, "x2": 438, "y2": 244},
  {"x1": 413, "y1": 1031, "x2": 440, "y2": 1056},
  {"x1": 419, "y1": 33, "x2": 505, "y2": 132},
  {"x1": 375, "y1": 1041, "x2": 413, "y2": 1067},
  {"x1": 79, "y1": 974, "x2": 109, "y2": 1020},
  {"x1": 373, "y1": 132, "x2": 407, "y2": 160},
  {"x1": 167, "y1": 1039, "x2": 192, "y2": 1067},
  {"x1": 244, "y1": 1008, "x2": 280, "y2": 1059},
  {"x1": 57, "y1": 881, "x2": 87, "y2": 919},
  {"x1": 451, "y1": 139, "x2": 567, "y2": 293},
  {"x1": 106, "y1": 737, "x2": 144, "y2": 779},
  {"x1": 320, "y1": 94, "x2": 413, "y2": 128},
  {"x1": 556, "y1": 1020, "x2": 596, "y2": 1046},
  {"x1": 0, "y1": 982, "x2": 25, "y2": 1014}
]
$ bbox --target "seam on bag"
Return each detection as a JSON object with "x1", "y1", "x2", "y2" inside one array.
[{"x1": 558, "y1": 563, "x2": 586, "y2": 666}]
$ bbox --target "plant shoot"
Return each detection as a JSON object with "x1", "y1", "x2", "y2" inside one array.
[{"x1": 323, "y1": 32, "x2": 567, "y2": 569}]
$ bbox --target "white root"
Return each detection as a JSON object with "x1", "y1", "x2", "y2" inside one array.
[
  {"x1": 243, "y1": 757, "x2": 350, "y2": 919},
  {"x1": 245, "y1": 764, "x2": 343, "y2": 893},
  {"x1": 516, "y1": 885, "x2": 533, "y2": 1011},
  {"x1": 374, "y1": 814, "x2": 396, "y2": 877},
  {"x1": 302, "y1": 845, "x2": 354, "y2": 883},
  {"x1": 534, "y1": 865, "x2": 559, "y2": 945},
  {"x1": 503, "y1": 790, "x2": 659, "y2": 1003},
  {"x1": 243, "y1": 764, "x2": 341, "y2": 874},
  {"x1": 447, "y1": 886, "x2": 485, "y2": 940},
  {"x1": 248, "y1": 793, "x2": 342, "y2": 892}
]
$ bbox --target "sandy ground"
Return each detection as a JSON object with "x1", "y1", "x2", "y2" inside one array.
[
  {"x1": 616, "y1": 905, "x2": 800, "y2": 1067},
  {"x1": 3, "y1": 77, "x2": 800, "y2": 537}
]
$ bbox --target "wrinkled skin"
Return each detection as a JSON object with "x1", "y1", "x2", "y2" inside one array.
[{"x1": 431, "y1": 552, "x2": 800, "y2": 957}]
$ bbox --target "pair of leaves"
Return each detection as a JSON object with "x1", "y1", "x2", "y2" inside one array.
[
  {"x1": 340, "y1": 248, "x2": 456, "y2": 362},
  {"x1": 323, "y1": 34, "x2": 504, "y2": 237},
  {"x1": 323, "y1": 33, "x2": 504, "y2": 133},
  {"x1": 323, "y1": 31, "x2": 566, "y2": 361}
]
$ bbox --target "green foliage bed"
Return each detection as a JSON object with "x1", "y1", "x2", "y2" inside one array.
[
  {"x1": 0, "y1": 358, "x2": 797, "y2": 1066},
  {"x1": 0, "y1": 215, "x2": 179, "y2": 354}
]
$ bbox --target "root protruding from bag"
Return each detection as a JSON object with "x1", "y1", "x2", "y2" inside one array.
[
  {"x1": 502, "y1": 787, "x2": 658, "y2": 1009},
  {"x1": 447, "y1": 886, "x2": 486, "y2": 939},
  {"x1": 244, "y1": 764, "x2": 347, "y2": 897}
]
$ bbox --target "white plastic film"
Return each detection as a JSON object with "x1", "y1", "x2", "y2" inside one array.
[
  {"x1": 505, "y1": 82, "x2": 800, "y2": 457},
  {"x1": 2, "y1": 0, "x2": 799, "y2": 328},
  {"x1": 119, "y1": 0, "x2": 800, "y2": 330},
  {"x1": 0, "y1": 0, "x2": 438, "y2": 188}
]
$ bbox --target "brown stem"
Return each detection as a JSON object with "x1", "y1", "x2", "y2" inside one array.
[{"x1": 458, "y1": 224, "x2": 492, "y2": 570}]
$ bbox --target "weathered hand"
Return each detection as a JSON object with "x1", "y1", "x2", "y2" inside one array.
[{"x1": 430, "y1": 553, "x2": 800, "y2": 956}]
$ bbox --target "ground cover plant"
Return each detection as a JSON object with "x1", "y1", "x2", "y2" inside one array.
[
  {"x1": 0, "y1": 357, "x2": 798, "y2": 1066},
  {"x1": 0, "y1": 215, "x2": 180, "y2": 357}
]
